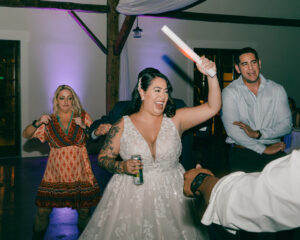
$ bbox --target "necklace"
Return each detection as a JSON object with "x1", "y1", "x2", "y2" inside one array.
[{"x1": 57, "y1": 111, "x2": 73, "y2": 134}]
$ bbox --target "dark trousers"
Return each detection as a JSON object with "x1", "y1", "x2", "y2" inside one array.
[
  {"x1": 229, "y1": 146, "x2": 286, "y2": 173},
  {"x1": 208, "y1": 224, "x2": 296, "y2": 240},
  {"x1": 208, "y1": 146, "x2": 295, "y2": 240}
]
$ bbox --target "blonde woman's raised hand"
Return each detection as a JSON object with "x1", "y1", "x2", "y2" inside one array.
[
  {"x1": 73, "y1": 117, "x2": 86, "y2": 129},
  {"x1": 38, "y1": 114, "x2": 51, "y2": 125}
]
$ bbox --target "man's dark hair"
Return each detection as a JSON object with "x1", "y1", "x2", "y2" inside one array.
[{"x1": 234, "y1": 47, "x2": 259, "y2": 65}]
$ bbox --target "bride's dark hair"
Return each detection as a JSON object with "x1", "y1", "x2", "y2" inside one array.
[{"x1": 125, "y1": 67, "x2": 176, "y2": 117}]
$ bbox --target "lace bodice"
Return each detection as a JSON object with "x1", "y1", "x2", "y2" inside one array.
[{"x1": 120, "y1": 115, "x2": 182, "y2": 172}]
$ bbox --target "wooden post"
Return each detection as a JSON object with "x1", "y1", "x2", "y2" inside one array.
[{"x1": 106, "y1": 0, "x2": 120, "y2": 114}]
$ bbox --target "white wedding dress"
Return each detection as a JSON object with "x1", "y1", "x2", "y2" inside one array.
[{"x1": 79, "y1": 115, "x2": 208, "y2": 240}]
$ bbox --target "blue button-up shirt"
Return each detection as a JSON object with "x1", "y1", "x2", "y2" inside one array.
[{"x1": 221, "y1": 74, "x2": 292, "y2": 154}]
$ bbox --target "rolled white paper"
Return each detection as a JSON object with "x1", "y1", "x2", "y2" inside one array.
[{"x1": 161, "y1": 25, "x2": 216, "y2": 78}]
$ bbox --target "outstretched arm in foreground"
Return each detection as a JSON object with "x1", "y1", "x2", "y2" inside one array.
[{"x1": 184, "y1": 150, "x2": 300, "y2": 233}]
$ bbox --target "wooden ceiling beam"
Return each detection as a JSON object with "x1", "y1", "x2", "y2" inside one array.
[
  {"x1": 114, "y1": 15, "x2": 136, "y2": 56},
  {"x1": 1, "y1": 1, "x2": 298, "y2": 27},
  {"x1": 148, "y1": 11, "x2": 300, "y2": 27},
  {"x1": 0, "y1": 0, "x2": 108, "y2": 13},
  {"x1": 69, "y1": 11, "x2": 107, "y2": 55}
]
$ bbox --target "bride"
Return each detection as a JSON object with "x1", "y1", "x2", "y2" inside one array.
[{"x1": 80, "y1": 57, "x2": 221, "y2": 240}]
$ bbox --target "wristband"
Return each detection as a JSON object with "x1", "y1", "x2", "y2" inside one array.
[
  {"x1": 256, "y1": 130, "x2": 262, "y2": 139},
  {"x1": 32, "y1": 120, "x2": 40, "y2": 128},
  {"x1": 190, "y1": 173, "x2": 211, "y2": 194}
]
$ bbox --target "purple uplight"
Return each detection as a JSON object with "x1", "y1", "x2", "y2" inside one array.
[{"x1": 42, "y1": 43, "x2": 89, "y2": 109}]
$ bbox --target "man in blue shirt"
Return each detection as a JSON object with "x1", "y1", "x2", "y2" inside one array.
[
  {"x1": 221, "y1": 47, "x2": 292, "y2": 173},
  {"x1": 219, "y1": 47, "x2": 293, "y2": 240}
]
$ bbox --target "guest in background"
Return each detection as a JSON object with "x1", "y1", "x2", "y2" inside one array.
[
  {"x1": 221, "y1": 47, "x2": 292, "y2": 173},
  {"x1": 288, "y1": 97, "x2": 300, "y2": 128},
  {"x1": 220, "y1": 47, "x2": 293, "y2": 240},
  {"x1": 284, "y1": 97, "x2": 300, "y2": 153},
  {"x1": 22, "y1": 85, "x2": 100, "y2": 239}
]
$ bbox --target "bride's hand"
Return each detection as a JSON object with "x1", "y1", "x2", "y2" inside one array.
[
  {"x1": 196, "y1": 56, "x2": 216, "y2": 77},
  {"x1": 122, "y1": 159, "x2": 143, "y2": 175}
]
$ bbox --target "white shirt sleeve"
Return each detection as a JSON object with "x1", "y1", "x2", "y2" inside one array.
[
  {"x1": 91, "y1": 130, "x2": 100, "y2": 140},
  {"x1": 202, "y1": 150, "x2": 300, "y2": 233}
]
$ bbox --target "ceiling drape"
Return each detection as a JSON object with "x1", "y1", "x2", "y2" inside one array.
[
  {"x1": 117, "y1": 0, "x2": 200, "y2": 15},
  {"x1": 117, "y1": 0, "x2": 201, "y2": 100}
]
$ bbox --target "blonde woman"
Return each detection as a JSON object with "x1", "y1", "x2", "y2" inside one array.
[{"x1": 23, "y1": 85, "x2": 100, "y2": 239}]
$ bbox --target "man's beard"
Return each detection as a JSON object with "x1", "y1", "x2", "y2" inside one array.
[{"x1": 243, "y1": 75, "x2": 260, "y2": 84}]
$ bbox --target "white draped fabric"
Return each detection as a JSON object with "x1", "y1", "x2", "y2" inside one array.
[
  {"x1": 117, "y1": 0, "x2": 201, "y2": 100},
  {"x1": 118, "y1": 15, "x2": 132, "y2": 101},
  {"x1": 119, "y1": 43, "x2": 131, "y2": 101},
  {"x1": 117, "y1": 0, "x2": 200, "y2": 15}
]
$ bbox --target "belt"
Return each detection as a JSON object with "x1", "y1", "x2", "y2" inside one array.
[{"x1": 232, "y1": 144, "x2": 246, "y2": 149}]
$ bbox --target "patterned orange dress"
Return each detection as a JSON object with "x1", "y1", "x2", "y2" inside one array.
[{"x1": 33, "y1": 111, "x2": 100, "y2": 209}]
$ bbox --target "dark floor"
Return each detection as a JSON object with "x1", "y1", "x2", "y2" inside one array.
[
  {"x1": 1, "y1": 135, "x2": 299, "y2": 240},
  {"x1": 0, "y1": 134, "x2": 228, "y2": 240},
  {"x1": 0, "y1": 155, "x2": 113, "y2": 240}
]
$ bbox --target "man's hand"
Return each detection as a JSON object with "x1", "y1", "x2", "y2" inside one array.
[
  {"x1": 233, "y1": 121, "x2": 260, "y2": 139},
  {"x1": 183, "y1": 167, "x2": 214, "y2": 197},
  {"x1": 95, "y1": 123, "x2": 112, "y2": 136},
  {"x1": 264, "y1": 142, "x2": 286, "y2": 155}
]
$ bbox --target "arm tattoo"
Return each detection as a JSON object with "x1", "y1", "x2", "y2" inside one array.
[{"x1": 98, "y1": 124, "x2": 123, "y2": 173}]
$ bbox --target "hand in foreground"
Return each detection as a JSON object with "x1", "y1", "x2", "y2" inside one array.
[
  {"x1": 233, "y1": 121, "x2": 259, "y2": 138},
  {"x1": 264, "y1": 142, "x2": 286, "y2": 155},
  {"x1": 95, "y1": 123, "x2": 112, "y2": 136},
  {"x1": 183, "y1": 166, "x2": 214, "y2": 197},
  {"x1": 121, "y1": 159, "x2": 143, "y2": 175}
]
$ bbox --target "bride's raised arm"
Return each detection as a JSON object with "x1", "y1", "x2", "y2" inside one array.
[{"x1": 173, "y1": 56, "x2": 221, "y2": 135}]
